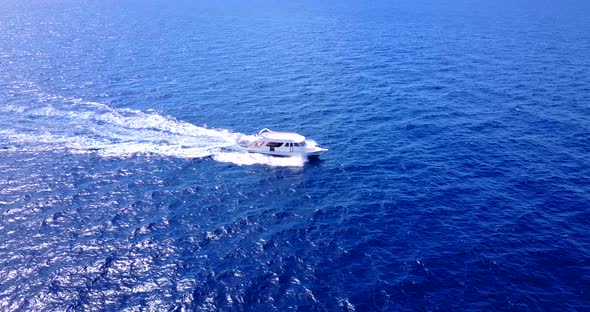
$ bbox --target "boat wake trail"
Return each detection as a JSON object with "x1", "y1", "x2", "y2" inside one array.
[{"x1": 0, "y1": 94, "x2": 305, "y2": 167}]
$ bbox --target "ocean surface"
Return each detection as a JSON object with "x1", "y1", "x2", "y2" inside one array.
[{"x1": 1, "y1": 0, "x2": 589, "y2": 310}]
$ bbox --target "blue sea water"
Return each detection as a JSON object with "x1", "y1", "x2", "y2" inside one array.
[{"x1": 1, "y1": 0, "x2": 590, "y2": 310}]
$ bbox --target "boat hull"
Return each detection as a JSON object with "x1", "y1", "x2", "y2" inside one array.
[{"x1": 246, "y1": 147, "x2": 327, "y2": 158}]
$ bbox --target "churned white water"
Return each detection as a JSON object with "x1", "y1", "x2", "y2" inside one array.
[{"x1": 0, "y1": 92, "x2": 305, "y2": 167}]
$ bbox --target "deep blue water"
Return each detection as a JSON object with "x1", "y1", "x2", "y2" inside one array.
[{"x1": 1, "y1": 0, "x2": 590, "y2": 310}]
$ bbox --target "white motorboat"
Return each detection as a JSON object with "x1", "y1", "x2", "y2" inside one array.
[{"x1": 246, "y1": 128, "x2": 328, "y2": 157}]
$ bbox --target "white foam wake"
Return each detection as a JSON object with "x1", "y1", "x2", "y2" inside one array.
[{"x1": 1, "y1": 95, "x2": 305, "y2": 167}]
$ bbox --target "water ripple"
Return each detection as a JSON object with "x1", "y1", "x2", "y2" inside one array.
[{"x1": 1, "y1": 0, "x2": 590, "y2": 310}]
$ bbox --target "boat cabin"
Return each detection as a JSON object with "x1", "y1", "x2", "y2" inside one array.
[
  {"x1": 247, "y1": 128, "x2": 327, "y2": 157},
  {"x1": 249, "y1": 129, "x2": 307, "y2": 153}
]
